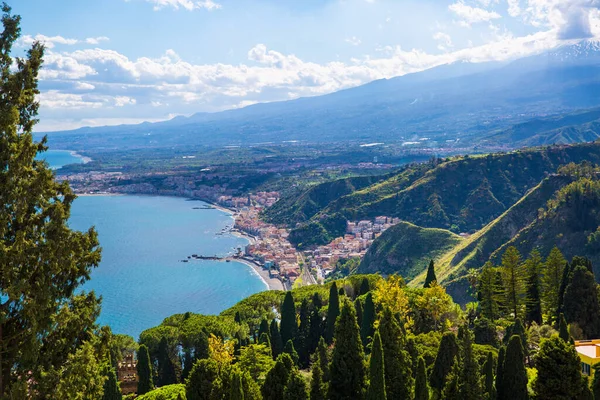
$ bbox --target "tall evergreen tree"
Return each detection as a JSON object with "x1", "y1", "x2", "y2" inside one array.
[
  {"x1": 298, "y1": 299, "x2": 311, "y2": 368},
  {"x1": 501, "y1": 246, "x2": 525, "y2": 319},
  {"x1": 441, "y1": 359, "x2": 461, "y2": 400},
  {"x1": 270, "y1": 319, "x2": 284, "y2": 360},
  {"x1": 310, "y1": 357, "x2": 326, "y2": 400},
  {"x1": 542, "y1": 247, "x2": 566, "y2": 324},
  {"x1": 262, "y1": 354, "x2": 294, "y2": 400},
  {"x1": 259, "y1": 332, "x2": 272, "y2": 350},
  {"x1": 556, "y1": 261, "x2": 572, "y2": 321},
  {"x1": 325, "y1": 283, "x2": 340, "y2": 345},
  {"x1": 284, "y1": 370, "x2": 308, "y2": 400},
  {"x1": 592, "y1": 363, "x2": 600, "y2": 400},
  {"x1": 378, "y1": 308, "x2": 413, "y2": 400},
  {"x1": 430, "y1": 332, "x2": 459, "y2": 393},
  {"x1": 524, "y1": 250, "x2": 543, "y2": 325},
  {"x1": 458, "y1": 325, "x2": 482, "y2": 399},
  {"x1": 354, "y1": 298, "x2": 363, "y2": 329},
  {"x1": 280, "y1": 292, "x2": 298, "y2": 348},
  {"x1": 328, "y1": 300, "x2": 366, "y2": 400},
  {"x1": 534, "y1": 335, "x2": 583, "y2": 399},
  {"x1": 230, "y1": 370, "x2": 245, "y2": 400},
  {"x1": 308, "y1": 296, "x2": 323, "y2": 355},
  {"x1": 102, "y1": 366, "x2": 122, "y2": 400},
  {"x1": 366, "y1": 331, "x2": 386, "y2": 400},
  {"x1": 157, "y1": 336, "x2": 179, "y2": 386},
  {"x1": 360, "y1": 278, "x2": 371, "y2": 295},
  {"x1": 317, "y1": 337, "x2": 330, "y2": 383},
  {"x1": 137, "y1": 345, "x2": 154, "y2": 395},
  {"x1": 414, "y1": 357, "x2": 429, "y2": 400},
  {"x1": 478, "y1": 262, "x2": 500, "y2": 320},
  {"x1": 503, "y1": 318, "x2": 528, "y2": 358},
  {"x1": 259, "y1": 318, "x2": 270, "y2": 339},
  {"x1": 284, "y1": 340, "x2": 300, "y2": 366},
  {"x1": 483, "y1": 352, "x2": 495, "y2": 399},
  {"x1": 559, "y1": 313, "x2": 571, "y2": 343},
  {"x1": 360, "y1": 292, "x2": 376, "y2": 348},
  {"x1": 185, "y1": 359, "x2": 219, "y2": 400},
  {"x1": 563, "y1": 265, "x2": 600, "y2": 339},
  {"x1": 495, "y1": 347, "x2": 505, "y2": 400},
  {"x1": 424, "y1": 259, "x2": 437, "y2": 288},
  {"x1": 499, "y1": 336, "x2": 527, "y2": 400},
  {"x1": 0, "y1": 7, "x2": 105, "y2": 395}
]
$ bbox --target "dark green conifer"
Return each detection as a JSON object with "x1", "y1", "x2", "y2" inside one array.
[
  {"x1": 354, "y1": 298, "x2": 363, "y2": 329},
  {"x1": 284, "y1": 340, "x2": 300, "y2": 366},
  {"x1": 360, "y1": 292, "x2": 375, "y2": 348},
  {"x1": 102, "y1": 366, "x2": 122, "y2": 400},
  {"x1": 499, "y1": 336, "x2": 527, "y2": 400},
  {"x1": 592, "y1": 363, "x2": 600, "y2": 400},
  {"x1": 366, "y1": 331, "x2": 386, "y2": 400},
  {"x1": 378, "y1": 308, "x2": 413, "y2": 400},
  {"x1": 441, "y1": 359, "x2": 461, "y2": 400},
  {"x1": 328, "y1": 300, "x2": 366, "y2": 400},
  {"x1": 495, "y1": 347, "x2": 505, "y2": 400},
  {"x1": 580, "y1": 376, "x2": 594, "y2": 400},
  {"x1": 503, "y1": 318, "x2": 528, "y2": 358},
  {"x1": 360, "y1": 278, "x2": 371, "y2": 295},
  {"x1": 458, "y1": 326, "x2": 482, "y2": 399},
  {"x1": 317, "y1": 337, "x2": 330, "y2": 383},
  {"x1": 424, "y1": 259, "x2": 437, "y2": 288},
  {"x1": 524, "y1": 250, "x2": 543, "y2": 325},
  {"x1": 186, "y1": 359, "x2": 219, "y2": 400},
  {"x1": 430, "y1": 332, "x2": 459, "y2": 393},
  {"x1": 310, "y1": 357, "x2": 326, "y2": 400},
  {"x1": 308, "y1": 295, "x2": 324, "y2": 355},
  {"x1": 157, "y1": 336, "x2": 179, "y2": 386},
  {"x1": 137, "y1": 344, "x2": 153, "y2": 395},
  {"x1": 284, "y1": 370, "x2": 308, "y2": 400},
  {"x1": 280, "y1": 292, "x2": 298, "y2": 347},
  {"x1": 564, "y1": 265, "x2": 600, "y2": 339},
  {"x1": 230, "y1": 370, "x2": 245, "y2": 400},
  {"x1": 259, "y1": 318, "x2": 270, "y2": 339},
  {"x1": 262, "y1": 353, "x2": 294, "y2": 400},
  {"x1": 325, "y1": 283, "x2": 340, "y2": 344},
  {"x1": 270, "y1": 319, "x2": 284, "y2": 359},
  {"x1": 556, "y1": 261, "x2": 572, "y2": 321},
  {"x1": 260, "y1": 332, "x2": 272, "y2": 353},
  {"x1": 235, "y1": 311, "x2": 242, "y2": 324},
  {"x1": 298, "y1": 298, "x2": 311, "y2": 368},
  {"x1": 478, "y1": 262, "x2": 500, "y2": 320},
  {"x1": 501, "y1": 246, "x2": 525, "y2": 319},
  {"x1": 483, "y1": 352, "x2": 495, "y2": 399},
  {"x1": 414, "y1": 357, "x2": 429, "y2": 400},
  {"x1": 338, "y1": 287, "x2": 345, "y2": 297},
  {"x1": 559, "y1": 313, "x2": 571, "y2": 342},
  {"x1": 534, "y1": 335, "x2": 583, "y2": 399}
]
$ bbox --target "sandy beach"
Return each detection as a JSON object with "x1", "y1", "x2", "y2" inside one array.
[{"x1": 232, "y1": 258, "x2": 283, "y2": 291}]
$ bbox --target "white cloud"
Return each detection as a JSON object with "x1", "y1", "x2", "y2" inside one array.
[
  {"x1": 114, "y1": 96, "x2": 137, "y2": 106},
  {"x1": 449, "y1": 1, "x2": 502, "y2": 26},
  {"x1": 142, "y1": 0, "x2": 221, "y2": 11},
  {"x1": 18, "y1": 34, "x2": 110, "y2": 49},
  {"x1": 345, "y1": 36, "x2": 362, "y2": 46},
  {"x1": 85, "y1": 36, "x2": 110, "y2": 45},
  {"x1": 433, "y1": 32, "x2": 454, "y2": 51},
  {"x1": 508, "y1": 0, "x2": 521, "y2": 17}
]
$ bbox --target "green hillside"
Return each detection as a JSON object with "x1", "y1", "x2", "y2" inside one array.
[{"x1": 358, "y1": 221, "x2": 463, "y2": 280}]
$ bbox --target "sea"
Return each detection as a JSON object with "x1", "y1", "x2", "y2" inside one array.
[{"x1": 44, "y1": 150, "x2": 268, "y2": 338}]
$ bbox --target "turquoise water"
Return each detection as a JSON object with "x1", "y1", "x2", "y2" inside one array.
[
  {"x1": 38, "y1": 150, "x2": 85, "y2": 169},
  {"x1": 70, "y1": 195, "x2": 268, "y2": 339}
]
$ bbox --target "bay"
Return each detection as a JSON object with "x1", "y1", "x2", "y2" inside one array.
[{"x1": 38, "y1": 149, "x2": 86, "y2": 169}]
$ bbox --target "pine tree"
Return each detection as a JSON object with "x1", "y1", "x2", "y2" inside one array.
[
  {"x1": 137, "y1": 345, "x2": 154, "y2": 395},
  {"x1": 230, "y1": 370, "x2": 245, "y2": 400},
  {"x1": 360, "y1": 278, "x2": 371, "y2": 295},
  {"x1": 270, "y1": 319, "x2": 284, "y2": 359},
  {"x1": 430, "y1": 332, "x2": 459, "y2": 393},
  {"x1": 317, "y1": 337, "x2": 330, "y2": 383},
  {"x1": 157, "y1": 336, "x2": 179, "y2": 386},
  {"x1": 280, "y1": 292, "x2": 298, "y2": 348},
  {"x1": 102, "y1": 366, "x2": 122, "y2": 400},
  {"x1": 495, "y1": 347, "x2": 505, "y2": 400},
  {"x1": 186, "y1": 359, "x2": 219, "y2": 400},
  {"x1": 366, "y1": 331, "x2": 386, "y2": 400},
  {"x1": 559, "y1": 313, "x2": 571, "y2": 342},
  {"x1": 564, "y1": 265, "x2": 600, "y2": 339},
  {"x1": 424, "y1": 260, "x2": 437, "y2": 288},
  {"x1": 534, "y1": 335, "x2": 583, "y2": 399},
  {"x1": 524, "y1": 250, "x2": 543, "y2": 325},
  {"x1": 284, "y1": 370, "x2": 308, "y2": 400},
  {"x1": 378, "y1": 308, "x2": 413, "y2": 400},
  {"x1": 483, "y1": 352, "x2": 495, "y2": 399},
  {"x1": 298, "y1": 299, "x2": 311, "y2": 368},
  {"x1": 478, "y1": 262, "x2": 500, "y2": 320},
  {"x1": 441, "y1": 359, "x2": 461, "y2": 400},
  {"x1": 360, "y1": 292, "x2": 375, "y2": 348},
  {"x1": 414, "y1": 357, "x2": 429, "y2": 400},
  {"x1": 354, "y1": 298, "x2": 363, "y2": 329},
  {"x1": 458, "y1": 326, "x2": 482, "y2": 399},
  {"x1": 499, "y1": 335, "x2": 527, "y2": 400},
  {"x1": 259, "y1": 318, "x2": 270, "y2": 339},
  {"x1": 328, "y1": 300, "x2": 366, "y2": 400},
  {"x1": 556, "y1": 261, "x2": 572, "y2": 321},
  {"x1": 542, "y1": 247, "x2": 566, "y2": 324},
  {"x1": 262, "y1": 354, "x2": 294, "y2": 400},
  {"x1": 325, "y1": 283, "x2": 340, "y2": 345},
  {"x1": 501, "y1": 246, "x2": 525, "y2": 319},
  {"x1": 310, "y1": 357, "x2": 326, "y2": 400},
  {"x1": 284, "y1": 340, "x2": 300, "y2": 366}
]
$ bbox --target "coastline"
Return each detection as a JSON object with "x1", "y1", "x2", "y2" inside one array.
[
  {"x1": 69, "y1": 150, "x2": 92, "y2": 164},
  {"x1": 234, "y1": 258, "x2": 284, "y2": 291}
]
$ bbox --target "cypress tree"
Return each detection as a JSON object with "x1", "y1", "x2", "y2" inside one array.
[
  {"x1": 260, "y1": 333, "x2": 272, "y2": 355},
  {"x1": 157, "y1": 336, "x2": 179, "y2": 386},
  {"x1": 556, "y1": 261, "x2": 572, "y2": 321},
  {"x1": 284, "y1": 370, "x2": 309, "y2": 400},
  {"x1": 534, "y1": 335, "x2": 583, "y2": 399},
  {"x1": 298, "y1": 299, "x2": 311, "y2": 368},
  {"x1": 563, "y1": 265, "x2": 600, "y2": 339},
  {"x1": 458, "y1": 326, "x2": 482, "y2": 399},
  {"x1": 441, "y1": 359, "x2": 461, "y2": 400},
  {"x1": 501, "y1": 246, "x2": 525, "y2": 319},
  {"x1": 195, "y1": 330, "x2": 210, "y2": 360},
  {"x1": 259, "y1": 318, "x2": 270, "y2": 339},
  {"x1": 414, "y1": 357, "x2": 429, "y2": 400},
  {"x1": 592, "y1": 363, "x2": 600, "y2": 400},
  {"x1": 339, "y1": 287, "x2": 345, "y2": 297},
  {"x1": 559, "y1": 313, "x2": 571, "y2": 342},
  {"x1": 230, "y1": 370, "x2": 245, "y2": 400},
  {"x1": 280, "y1": 292, "x2": 298, "y2": 348},
  {"x1": 366, "y1": 331, "x2": 386, "y2": 400},
  {"x1": 430, "y1": 332, "x2": 459, "y2": 393},
  {"x1": 495, "y1": 347, "x2": 505, "y2": 400},
  {"x1": 235, "y1": 311, "x2": 242, "y2": 324},
  {"x1": 360, "y1": 278, "x2": 371, "y2": 295},
  {"x1": 378, "y1": 308, "x2": 413, "y2": 400},
  {"x1": 102, "y1": 366, "x2": 122, "y2": 400},
  {"x1": 542, "y1": 247, "x2": 566, "y2": 324},
  {"x1": 308, "y1": 296, "x2": 323, "y2": 355},
  {"x1": 137, "y1": 345, "x2": 153, "y2": 395},
  {"x1": 270, "y1": 319, "x2": 284, "y2": 359},
  {"x1": 284, "y1": 340, "x2": 300, "y2": 366},
  {"x1": 360, "y1": 292, "x2": 375, "y2": 348},
  {"x1": 499, "y1": 335, "x2": 527, "y2": 400},
  {"x1": 580, "y1": 376, "x2": 594, "y2": 400},
  {"x1": 328, "y1": 300, "x2": 366, "y2": 400},
  {"x1": 186, "y1": 359, "x2": 219, "y2": 400},
  {"x1": 424, "y1": 259, "x2": 437, "y2": 288},
  {"x1": 262, "y1": 353, "x2": 294, "y2": 400},
  {"x1": 354, "y1": 298, "x2": 363, "y2": 329},
  {"x1": 317, "y1": 337, "x2": 330, "y2": 383},
  {"x1": 478, "y1": 262, "x2": 500, "y2": 320},
  {"x1": 524, "y1": 250, "x2": 543, "y2": 325},
  {"x1": 483, "y1": 352, "x2": 495, "y2": 399},
  {"x1": 503, "y1": 318, "x2": 528, "y2": 358},
  {"x1": 325, "y1": 283, "x2": 340, "y2": 345},
  {"x1": 310, "y1": 357, "x2": 326, "y2": 400}
]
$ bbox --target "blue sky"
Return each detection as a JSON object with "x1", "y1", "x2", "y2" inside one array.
[{"x1": 12, "y1": 0, "x2": 600, "y2": 131}]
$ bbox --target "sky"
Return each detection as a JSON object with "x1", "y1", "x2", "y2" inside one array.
[{"x1": 12, "y1": 0, "x2": 600, "y2": 131}]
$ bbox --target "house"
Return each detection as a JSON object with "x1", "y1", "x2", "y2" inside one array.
[
  {"x1": 117, "y1": 354, "x2": 138, "y2": 395},
  {"x1": 575, "y1": 339, "x2": 600, "y2": 378}
]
